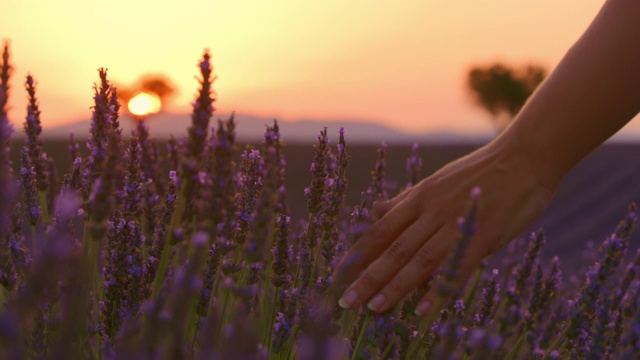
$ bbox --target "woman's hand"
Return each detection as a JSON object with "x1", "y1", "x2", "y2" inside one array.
[{"x1": 333, "y1": 136, "x2": 556, "y2": 316}]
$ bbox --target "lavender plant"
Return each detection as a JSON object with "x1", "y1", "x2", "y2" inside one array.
[{"x1": 1, "y1": 43, "x2": 640, "y2": 360}]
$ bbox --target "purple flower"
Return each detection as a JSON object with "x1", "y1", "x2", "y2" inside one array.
[
  {"x1": 271, "y1": 215, "x2": 292, "y2": 288},
  {"x1": 306, "y1": 128, "x2": 329, "y2": 217},
  {"x1": 121, "y1": 137, "x2": 144, "y2": 219},
  {"x1": 370, "y1": 141, "x2": 388, "y2": 200},
  {"x1": 88, "y1": 129, "x2": 121, "y2": 242},
  {"x1": 102, "y1": 215, "x2": 145, "y2": 339},
  {"x1": 186, "y1": 51, "x2": 215, "y2": 165},
  {"x1": 196, "y1": 240, "x2": 222, "y2": 319},
  {"x1": 437, "y1": 187, "x2": 481, "y2": 298},
  {"x1": 86, "y1": 68, "x2": 117, "y2": 184},
  {"x1": 235, "y1": 149, "x2": 264, "y2": 248},
  {"x1": 23, "y1": 75, "x2": 48, "y2": 193},
  {"x1": 405, "y1": 143, "x2": 423, "y2": 189},
  {"x1": 423, "y1": 309, "x2": 448, "y2": 359},
  {"x1": 0, "y1": 43, "x2": 13, "y2": 226},
  {"x1": 565, "y1": 205, "x2": 636, "y2": 352},
  {"x1": 20, "y1": 147, "x2": 41, "y2": 226},
  {"x1": 475, "y1": 269, "x2": 500, "y2": 327},
  {"x1": 508, "y1": 230, "x2": 546, "y2": 303}
]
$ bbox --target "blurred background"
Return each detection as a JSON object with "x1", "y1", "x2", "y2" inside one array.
[
  {"x1": 5, "y1": 0, "x2": 636, "y2": 141},
  {"x1": 3, "y1": 0, "x2": 639, "y2": 270}
]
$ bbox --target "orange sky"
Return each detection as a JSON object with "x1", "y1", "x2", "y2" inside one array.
[{"x1": 5, "y1": 0, "x2": 637, "y2": 138}]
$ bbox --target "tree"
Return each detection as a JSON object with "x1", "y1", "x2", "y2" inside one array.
[
  {"x1": 117, "y1": 74, "x2": 178, "y2": 112},
  {"x1": 467, "y1": 63, "x2": 547, "y2": 132}
]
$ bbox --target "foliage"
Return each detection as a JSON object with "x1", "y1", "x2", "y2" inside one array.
[
  {"x1": 1, "y1": 43, "x2": 639, "y2": 359},
  {"x1": 467, "y1": 63, "x2": 547, "y2": 132}
]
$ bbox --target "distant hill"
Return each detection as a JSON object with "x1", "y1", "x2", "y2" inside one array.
[{"x1": 36, "y1": 112, "x2": 494, "y2": 144}]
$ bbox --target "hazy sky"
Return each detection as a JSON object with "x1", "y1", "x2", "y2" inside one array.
[{"x1": 6, "y1": 0, "x2": 636, "y2": 138}]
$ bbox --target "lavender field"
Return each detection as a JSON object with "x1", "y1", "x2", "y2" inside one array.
[
  {"x1": 2, "y1": 47, "x2": 640, "y2": 359},
  {"x1": 9, "y1": 140, "x2": 640, "y2": 272}
]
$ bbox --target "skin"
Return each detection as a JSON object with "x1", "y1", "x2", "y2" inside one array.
[{"x1": 333, "y1": 0, "x2": 640, "y2": 316}]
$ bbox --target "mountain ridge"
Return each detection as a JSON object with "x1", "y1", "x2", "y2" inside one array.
[{"x1": 34, "y1": 112, "x2": 495, "y2": 144}]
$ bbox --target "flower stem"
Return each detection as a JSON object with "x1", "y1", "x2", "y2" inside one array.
[
  {"x1": 350, "y1": 311, "x2": 371, "y2": 360},
  {"x1": 292, "y1": 214, "x2": 316, "y2": 289},
  {"x1": 307, "y1": 227, "x2": 328, "y2": 289},
  {"x1": 31, "y1": 225, "x2": 37, "y2": 260},
  {"x1": 380, "y1": 338, "x2": 395, "y2": 359},
  {"x1": 463, "y1": 267, "x2": 483, "y2": 309},
  {"x1": 38, "y1": 189, "x2": 49, "y2": 223},
  {"x1": 267, "y1": 289, "x2": 280, "y2": 358},
  {"x1": 542, "y1": 329, "x2": 567, "y2": 360},
  {"x1": 151, "y1": 183, "x2": 186, "y2": 299},
  {"x1": 504, "y1": 329, "x2": 526, "y2": 360},
  {"x1": 406, "y1": 311, "x2": 437, "y2": 359}
]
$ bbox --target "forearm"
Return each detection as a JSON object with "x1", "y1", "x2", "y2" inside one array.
[{"x1": 498, "y1": 0, "x2": 640, "y2": 190}]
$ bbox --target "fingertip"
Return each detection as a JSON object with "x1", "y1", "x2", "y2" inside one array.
[
  {"x1": 372, "y1": 200, "x2": 392, "y2": 219},
  {"x1": 366, "y1": 294, "x2": 386, "y2": 313},
  {"x1": 415, "y1": 290, "x2": 445, "y2": 318},
  {"x1": 338, "y1": 289, "x2": 359, "y2": 309},
  {"x1": 414, "y1": 300, "x2": 431, "y2": 317}
]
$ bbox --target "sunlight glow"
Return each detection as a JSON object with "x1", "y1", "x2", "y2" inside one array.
[{"x1": 128, "y1": 92, "x2": 162, "y2": 117}]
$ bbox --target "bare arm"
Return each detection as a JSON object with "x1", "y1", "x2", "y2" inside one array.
[
  {"x1": 509, "y1": 0, "x2": 640, "y2": 191},
  {"x1": 334, "y1": 0, "x2": 640, "y2": 315}
]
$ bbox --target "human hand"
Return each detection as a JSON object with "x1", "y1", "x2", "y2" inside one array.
[{"x1": 333, "y1": 137, "x2": 556, "y2": 316}]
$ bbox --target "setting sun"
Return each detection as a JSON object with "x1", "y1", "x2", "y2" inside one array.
[{"x1": 128, "y1": 92, "x2": 162, "y2": 117}]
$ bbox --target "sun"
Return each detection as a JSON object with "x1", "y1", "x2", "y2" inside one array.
[{"x1": 128, "y1": 92, "x2": 162, "y2": 117}]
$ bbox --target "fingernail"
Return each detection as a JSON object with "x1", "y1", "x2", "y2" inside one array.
[
  {"x1": 367, "y1": 294, "x2": 386, "y2": 312},
  {"x1": 338, "y1": 290, "x2": 358, "y2": 309},
  {"x1": 415, "y1": 301, "x2": 431, "y2": 316}
]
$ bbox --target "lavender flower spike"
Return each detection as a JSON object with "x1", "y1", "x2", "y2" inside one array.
[
  {"x1": 0, "y1": 41, "x2": 14, "y2": 233},
  {"x1": 20, "y1": 147, "x2": 41, "y2": 227},
  {"x1": 271, "y1": 215, "x2": 292, "y2": 288},
  {"x1": 405, "y1": 143, "x2": 423, "y2": 189},
  {"x1": 186, "y1": 50, "x2": 215, "y2": 163},
  {"x1": 23, "y1": 75, "x2": 48, "y2": 193},
  {"x1": 437, "y1": 186, "x2": 481, "y2": 298}
]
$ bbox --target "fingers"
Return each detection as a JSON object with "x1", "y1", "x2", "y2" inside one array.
[
  {"x1": 372, "y1": 189, "x2": 412, "y2": 219},
  {"x1": 333, "y1": 199, "x2": 419, "y2": 289},
  {"x1": 338, "y1": 217, "x2": 441, "y2": 310},
  {"x1": 413, "y1": 239, "x2": 488, "y2": 317},
  {"x1": 364, "y1": 228, "x2": 452, "y2": 313}
]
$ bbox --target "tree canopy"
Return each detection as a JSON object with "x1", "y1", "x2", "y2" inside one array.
[{"x1": 467, "y1": 63, "x2": 547, "y2": 132}]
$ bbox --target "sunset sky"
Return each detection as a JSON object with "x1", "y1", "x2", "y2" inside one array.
[{"x1": 4, "y1": 0, "x2": 637, "y2": 138}]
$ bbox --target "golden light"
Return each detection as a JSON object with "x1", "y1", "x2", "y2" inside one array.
[{"x1": 128, "y1": 92, "x2": 162, "y2": 117}]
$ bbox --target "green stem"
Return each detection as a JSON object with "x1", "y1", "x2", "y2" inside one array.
[
  {"x1": 406, "y1": 311, "x2": 437, "y2": 359},
  {"x1": 217, "y1": 285, "x2": 232, "y2": 337},
  {"x1": 151, "y1": 183, "x2": 187, "y2": 299},
  {"x1": 38, "y1": 189, "x2": 49, "y2": 223},
  {"x1": 504, "y1": 329, "x2": 526, "y2": 360},
  {"x1": 307, "y1": 227, "x2": 328, "y2": 289},
  {"x1": 31, "y1": 225, "x2": 37, "y2": 260},
  {"x1": 0, "y1": 286, "x2": 7, "y2": 310},
  {"x1": 282, "y1": 323, "x2": 299, "y2": 360},
  {"x1": 79, "y1": 219, "x2": 100, "y2": 353},
  {"x1": 280, "y1": 215, "x2": 319, "y2": 359},
  {"x1": 291, "y1": 214, "x2": 316, "y2": 289},
  {"x1": 350, "y1": 311, "x2": 371, "y2": 360},
  {"x1": 219, "y1": 250, "x2": 244, "y2": 334},
  {"x1": 267, "y1": 289, "x2": 280, "y2": 358},
  {"x1": 380, "y1": 339, "x2": 395, "y2": 360},
  {"x1": 462, "y1": 267, "x2": 483, "y2": 309},
  {"x1": 542, "y1": 329, "x2": 567, "y2": 360}
]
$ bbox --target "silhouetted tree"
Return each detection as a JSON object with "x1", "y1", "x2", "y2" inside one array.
[
  {"x1": 467, "y1": 63, "x2": 547, "y2": 132},
  {"x1": 118, "y1": 74, "x2": 178, "y2": 112}
]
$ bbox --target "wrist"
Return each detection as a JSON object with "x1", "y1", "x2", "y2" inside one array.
[{"x1": 489, "y1": 125, "x2": 563, "y2": 200}]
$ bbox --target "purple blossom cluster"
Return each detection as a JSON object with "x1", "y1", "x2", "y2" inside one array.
[{"x1": 1, "y1": 44, "x2": 640, "y2": 360}]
